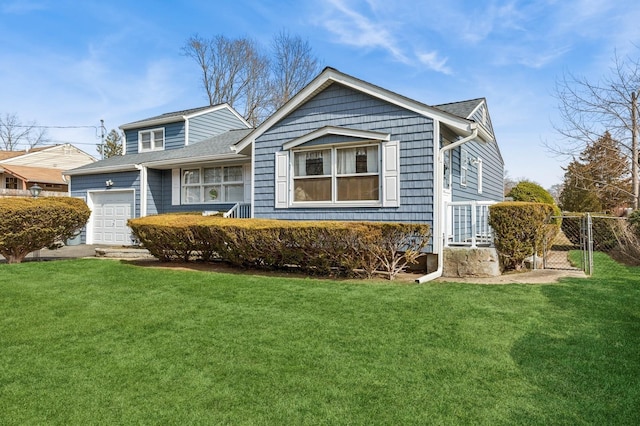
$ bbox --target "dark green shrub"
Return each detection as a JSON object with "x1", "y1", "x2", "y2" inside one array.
[
  {"x1": 128, "y1": 215, "x2": 430, "y2": 280},
  {"x1": 0, "y1": 197, "x2": 91, "y2": 263},
  {"x1": 488, "y1": 202, "x2": 555, "y2": 271},
  {"x1": 507, "y1": 181, "x2": 555, "y2": 205},
  {"x1": 507, "y1": 180, "x2": 561, "y2": 242}
]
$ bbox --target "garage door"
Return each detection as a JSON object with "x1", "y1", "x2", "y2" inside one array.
[{"x1": 91, "y1": 191, "x2": 134, "y2": 245}]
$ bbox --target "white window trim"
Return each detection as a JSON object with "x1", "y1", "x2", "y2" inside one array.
[
  {"x1": 477, "y1": 157, "x2": 483, "y2": 194},
  {"x1": 460, "y1": 148, "x2": 468, "y2": 187},
  {"x1": 275, "y1": 140, "x2": 400, "y2": 208},
  {"x1": 181, "y1": 165, "x2": 246, "y2": 205},
  {"x1": 138, "y1": 128, "x2": 165, "y2": 153},
  {"x1": 290, "y1": 142, "x2": 382, "y2": 207}
]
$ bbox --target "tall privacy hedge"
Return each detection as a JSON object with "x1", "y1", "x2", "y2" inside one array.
[
  {"x1": 488, "y1": 202, "x2": 555, "y2": 271},
  {"x1": 129, "y1": 214, "x2": 431, "y2": 280},
  {"x1": 0, "y1": 197, "x2": 91, "y2": 263}
]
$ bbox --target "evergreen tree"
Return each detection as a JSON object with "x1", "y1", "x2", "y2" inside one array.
[
  {"x1": 97, "y1": 129, "x2": 123, "y2": 159},
  {"x1": 559, "y1": 132, "x2": 631, "y2": 212}
]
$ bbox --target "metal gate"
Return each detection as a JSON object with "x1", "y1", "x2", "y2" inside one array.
[
  {"x1": 543, "y1": 214, "x2": 593, "y2": 275},
  {"x1": 543, "y1": 213, "x2": 635, "y2": 276}
]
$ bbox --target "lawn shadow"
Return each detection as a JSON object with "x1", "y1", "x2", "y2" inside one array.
[{"x1": 508, "y1": 281, "x2": 640, "y2": 424}]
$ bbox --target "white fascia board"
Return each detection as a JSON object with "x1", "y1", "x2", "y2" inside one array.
[
  {"x1": 140, "y1": 153, "x2": 247, "y2": 169},
  {"x1": 467, "y1": 99, "x2": 486, "y2": 119},
  {"x1": 64, "y1": 164, "x2": 139, "y2": 176},
  {"x1": 185, "y1": 103, "x2": 251, "y2": 129},
  {"x1": 120, "y1": 105, "x2": 226, "y2": 131},
  {"x1": 0, "y1": 145, "x2": 57, "y2": 164},
  {"x1": 234, "y1": 68, "x2": 476, "y2": 153},
  {"x1": 120, "y1": 117, "x2": 182, "y2": 131},
  {"x1": 327, "y1": 70, "x2": 476, "y2": 134},
  {"x1": 282, "y1": 126, "x2": 391, "y2": 150}
]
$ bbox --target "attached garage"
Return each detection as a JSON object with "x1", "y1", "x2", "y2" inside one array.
[{"x1": 89, "y1": 190, "x2": 135, "y2": 245}]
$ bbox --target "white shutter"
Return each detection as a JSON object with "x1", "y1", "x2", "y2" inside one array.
[
  {"x1": 274, "y1": 151, "x2": 289, "y2": 208},
  {"x1": 382, "y1": 140, "x2": 400, "y2": 207},
  {"x1": 171, "y1": 168, "x2": 181, "y2": 205}
]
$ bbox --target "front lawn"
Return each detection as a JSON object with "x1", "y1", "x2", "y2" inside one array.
[{"x1": 1, "y1": 254, "x2": 638, "y2": 425}]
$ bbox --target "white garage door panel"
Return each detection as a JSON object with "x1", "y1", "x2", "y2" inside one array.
[{"x1": 92, "y1": 191, "x2": 134, "y2": 245}]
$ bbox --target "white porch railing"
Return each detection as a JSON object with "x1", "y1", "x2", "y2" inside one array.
[
  {"x1": 223, "y1": 203, "x2": 251, "y2": 218},
  {"x1": 445, "y1": 201, "x2": 496, "y2": 248}
]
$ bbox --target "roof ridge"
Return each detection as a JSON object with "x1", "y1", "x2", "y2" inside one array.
[{"x1": 433, "y1": 97, "x2": 485, "y2": 107}]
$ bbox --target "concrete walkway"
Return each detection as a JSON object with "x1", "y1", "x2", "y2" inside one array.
[
  {"x1": 1, "y1": 244, "x2": 153, "y2": 262},
  {"x1": 435, "y1": 268, "x2": 587, "y2": 284}
]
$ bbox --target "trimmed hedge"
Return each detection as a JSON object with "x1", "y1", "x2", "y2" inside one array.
[
  {"x1": 0, "y1": 197, "x2": 91, "y2": 263},
  {"x1": 488, "y1": 202, "x2": 555, "y2": 271},
  {"x1": 129, "y1": 215, "x2": 431, "y2": 280},
  {"x1": 507, "y1": 181, "x2": 555, "y2": 205}
]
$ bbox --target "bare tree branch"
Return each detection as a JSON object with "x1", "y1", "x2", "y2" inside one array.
[
  {"x1": 0, "y1": 113, "x2": 49, "y2": 151},
  {"x1": 182, "y1": 31, "x2": 321, "y2": 127},
  {"x1": 270, "y1": 30, "x2": 321, "y2": 110},
  {"x1": 550, "y1": 49, "x2": 640, "y2": 208}
]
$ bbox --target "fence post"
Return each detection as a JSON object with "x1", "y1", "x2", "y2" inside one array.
[{"x1": 586, "y1": 213, "x2": 593, "y2": 275}]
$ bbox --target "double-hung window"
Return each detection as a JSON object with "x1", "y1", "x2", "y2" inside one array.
[
  {"x1": 182, "y1": 165, "x2": 244, "y2": 204},
  {"x1": 292, "y1": 144, "x2": 380, "y2": 203},
  {"x1": 139, "y1": 128, "x2": 164, "y2": 152}
]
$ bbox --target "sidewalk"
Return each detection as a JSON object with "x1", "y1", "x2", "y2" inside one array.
[{"x1": 1, "y1": 244, "x2": 153, "y2": 262}]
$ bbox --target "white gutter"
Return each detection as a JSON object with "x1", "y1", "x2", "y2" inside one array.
[{"x1": 416, "y1": 125, "x2": 478, "y2": 283}]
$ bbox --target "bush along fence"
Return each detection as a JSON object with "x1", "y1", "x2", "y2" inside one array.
[
  {"x1": 490, "y1": 201, "x2": 640, "y2": 274},
  {"x1": 128, "y1": 214, "x2": 431, "y2": 280}
]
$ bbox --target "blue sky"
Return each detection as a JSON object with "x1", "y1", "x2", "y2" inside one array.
[{"x1": 1, "y1": 0, "x2": 639, "y2": 188}]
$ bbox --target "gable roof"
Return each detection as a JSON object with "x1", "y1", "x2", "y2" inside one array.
[
  {"x1": 0, "y1": 164, "x2": 66, "y2": 185},
  {"x1": 234, "y1": 67, "x2": 493, "y2": 155},
  {"x1": 434, "y1": 98, "x2": 485, "y2": 119},
  {"x1": 0, "y1": 145, "x2": 66, "y2": 162},
  {"x1": 120, "y1": 104, "x2": 249, "y2": 130},
  {"x1": 66, "y1": 128, "x2": 252, "y2": 175},
  {"x1": 0, "y1": 150, "x2": 25, "y2": 161}
]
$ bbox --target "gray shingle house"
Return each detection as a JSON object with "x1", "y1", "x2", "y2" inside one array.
[{"x1": 67, "y1": 67, "x2": 504, "y2": 277}]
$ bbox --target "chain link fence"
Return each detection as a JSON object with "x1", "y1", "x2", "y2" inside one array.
[{"x1": 543, "y1": 214, "x2": 640, "y2": 275}]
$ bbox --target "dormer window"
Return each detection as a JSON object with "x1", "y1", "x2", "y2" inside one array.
[{"x1": 139, "y1": 128, "x2": 164, "y2": 152}]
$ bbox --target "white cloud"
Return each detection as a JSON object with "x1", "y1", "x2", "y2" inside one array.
[
  {"x1": 319, "y1": 0, "x2": 454, "y2": 74},
  {"x1": 416, "y1": 51, "x2": 452, "y2": 75},
  {"x1": 322, "y1": 0, "x2": 408, "y2": 63}
]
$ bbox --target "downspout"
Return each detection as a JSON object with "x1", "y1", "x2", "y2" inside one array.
[
  {"x1": 416, "y1": 125, "x2": 478, "y2": 283},
  {"x1": 135, "y1": 164, "x2": 147, "y2": 217}
]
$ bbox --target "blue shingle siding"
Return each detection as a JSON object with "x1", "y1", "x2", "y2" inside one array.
[
  {"x1": 147, "y1": 169, "x2": 163, "y2": 216},
  {"x1": 452, "y1": 139, "x2": 504, "y2": 202},
  {"x1": 253, "y1": 83, "x2": 435, "y2": 225},
  {"x1": 124, "y1": 122, "x2": 185, "y2": 154},
  {"x1": 70, "y1": 171, "x2": 141, "y2": 218},
  {"x1": 188, "y1": 108, "x2": 248, "y2": 144},
  {"x1": 469, "y1": 104, "x2": 495, "y2": 140},
  {"x1": 164, "y1": 122, "x2": 186, "y2": 151}
]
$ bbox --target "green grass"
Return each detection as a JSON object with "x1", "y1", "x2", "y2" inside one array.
[{"x1": 1, "y1": 254, "x2": 639, "y2": 425}]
